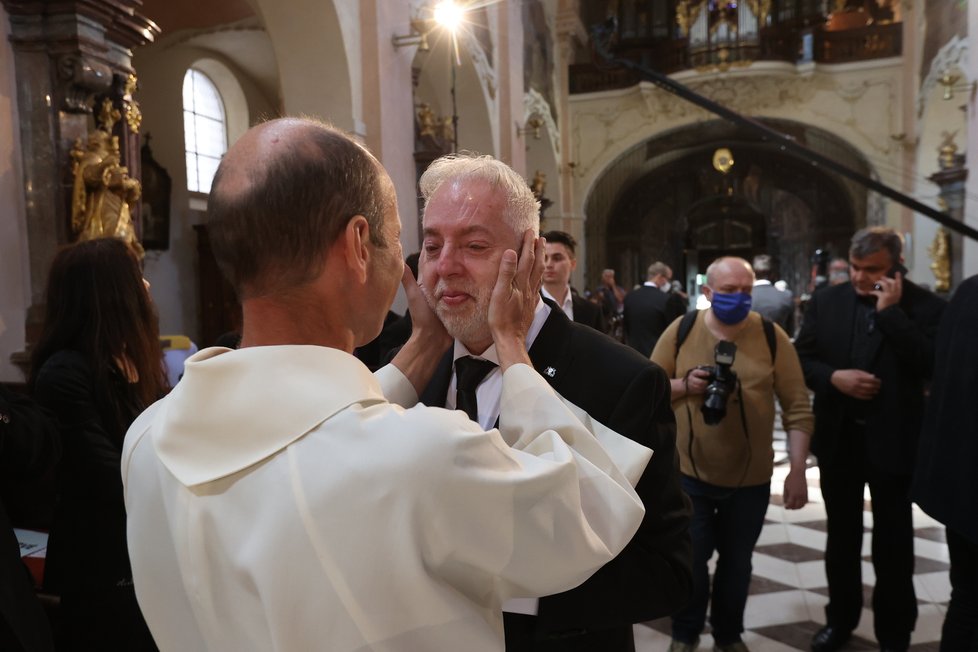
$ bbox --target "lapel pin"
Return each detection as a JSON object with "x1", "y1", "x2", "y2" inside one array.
[{"x1": 544, "y1": 366, "x2": 556, "y2": 378}]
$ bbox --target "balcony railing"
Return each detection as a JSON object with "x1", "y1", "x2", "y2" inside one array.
[{"x1": 570, "y1": 22, "x2": 902, "y2": 95}]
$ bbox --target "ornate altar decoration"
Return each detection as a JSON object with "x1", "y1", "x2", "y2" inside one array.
[
  {"x1": 928, "y1": 227, "x2": 951, "y2": 293},
  {"x1": 938, "y1": 130, "x2": 961, "y2": 170},
  {"x1": 70, "y1": 98, "x2": 144, "y2": 256},
  {"x1": 415, "y1": 101, "x2": 453, "y2": 154},
  {"x1": 530, "y1": 169, "x2": 553, "y2": 219}
]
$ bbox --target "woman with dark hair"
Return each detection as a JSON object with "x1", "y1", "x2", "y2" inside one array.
[{"x1": 30, "y1": 237, "x2": 166, "y2": 651}]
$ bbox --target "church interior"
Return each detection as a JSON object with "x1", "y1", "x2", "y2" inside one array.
[{"x1": 1, "y1": 0, "x2": 975, "y2": 650}]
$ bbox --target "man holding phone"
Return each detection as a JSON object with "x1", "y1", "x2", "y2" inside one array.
[{"x1": 795, "y1": 227, "x2": 945, "y2": 652}]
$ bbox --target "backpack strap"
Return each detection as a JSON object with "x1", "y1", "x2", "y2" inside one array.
[
  {"x1": 675, "y1": 310, "x2": 777, "y2": 363},
  {"x1": 674, "y1": 310, "x2": 699, "y2": 362},
  {"x1": 760, "y1": 317, "x2": 777, "y2": 363}
]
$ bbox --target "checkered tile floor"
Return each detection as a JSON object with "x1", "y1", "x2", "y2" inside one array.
[{"x1": 632, "y1": 432, "x2": 950, "y2": 651}]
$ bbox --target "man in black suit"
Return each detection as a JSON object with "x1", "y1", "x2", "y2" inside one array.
[
  {"x1": 417, "y1": 153, "x2": 692, "y2": 651},
  {"x1": 795, "y1": 227, "x2": 945, "y2": 652},
  {"x1": 623, "y1": 261, "x2": 687, "y2": 358},
  {"x1": 539, "y1": 230, "x2": 605, "y2": 332}
]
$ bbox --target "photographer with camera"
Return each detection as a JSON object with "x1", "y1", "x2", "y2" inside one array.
[{"x1": 651, "y1": 257, "x2": 813, "y2": 652}]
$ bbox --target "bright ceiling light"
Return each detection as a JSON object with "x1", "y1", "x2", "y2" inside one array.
[{"x1": 433, "y1": 0, "x2": 465, "y2": 32}]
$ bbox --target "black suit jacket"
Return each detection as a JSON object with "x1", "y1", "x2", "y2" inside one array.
[
  {"x1": 622, "y1": 285, "x2": 686, "y2": 358},
  {"x1": 913, "y1": 275, "x2": 978, "y2": 543},
  {"x1": 418, "y1": 303, "x2": 692, "y2": 637},
  {"x1": 0, "y1": 386, "x2": 58, "y2": 652},
  {"x1": 794, "y1": 280, "x2": 945, "y2": 475},
  {"x1": 570, "y1": 294, "x2": 605, "y2": 332}
]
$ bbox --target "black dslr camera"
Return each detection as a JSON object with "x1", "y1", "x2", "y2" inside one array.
[{"x1": 696, "y1": 341, "x2": 738, "y2": 425}]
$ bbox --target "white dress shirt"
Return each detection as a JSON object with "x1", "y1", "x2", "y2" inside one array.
[
  {"x1": 121, "y1": 344, "x2": 650, "y2": 652},
  {"x1": 446, "y1": 298, "x2": 551, "y2": 431},
  {"x1": 541, "y1": 286, "x2": 574, "y2": 321}
]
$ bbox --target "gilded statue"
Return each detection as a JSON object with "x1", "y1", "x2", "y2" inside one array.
[
  {"x1": 438, "y1": 116, "x2": 454, "y2": 142},
  {"x1": 939, "y1": 131, "x2": 959, "y2": 170},
  {"x1": 71, "y1": 98, "x2": 143, "y2": 257},
  {"x1": 531, "y1": 171, "x2": 546, "y2": 199},
  {"x1": 928, "y1": 227, "x2": 951, "y2": 293},
  {"x1": 417, "y1": 103, "x2": 436, "y2": 137}
]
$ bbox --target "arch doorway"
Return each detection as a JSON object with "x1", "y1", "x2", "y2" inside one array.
[{"x1": 588, "y1": 118, "x2": 872, "y2": 297}]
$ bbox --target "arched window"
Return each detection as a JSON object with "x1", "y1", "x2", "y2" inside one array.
[{"x1": 182, "y1": 69, "x2": 227, "y2": 193}]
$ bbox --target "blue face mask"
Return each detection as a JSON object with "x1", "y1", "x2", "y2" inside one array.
[{"x1": 710, "y1": 291, "x2": 752, "y2": 325}]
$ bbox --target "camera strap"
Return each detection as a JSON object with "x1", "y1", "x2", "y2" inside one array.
[
  {"x1": 682, "y1": 375, "x2": 753, "y2": 489},
  {"x1": 677, "y1": 311, "x2": 767, "y2": 490}
]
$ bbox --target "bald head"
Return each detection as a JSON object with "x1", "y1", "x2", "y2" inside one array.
[
  {"x1": 706, "y1": 257, "x2": 755, "y2": 288},
  {"x1": 208, "y1": 118, "x2": 392, "y2": 298}
]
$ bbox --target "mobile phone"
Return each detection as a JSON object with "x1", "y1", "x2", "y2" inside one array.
[
  {"x1": 887, "y1": 262, "x2": 908, "y2": 278},
  {"x1": 873, "y1": 263, "x2": 908, "y2": 290}
]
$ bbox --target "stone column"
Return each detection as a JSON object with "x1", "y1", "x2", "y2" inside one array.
[
  {"x1": 1, "y1": 0, "x2": 158, "y2": 358},
  {"x1": 554, "y1": 0, "x2": 588, "y2": 288},
  {"x1": 497, "y1": 0, "x2": 526, "y2": 172},
  {"x1": 928, "y1": 145, "x2": 966, "y2": 291}
]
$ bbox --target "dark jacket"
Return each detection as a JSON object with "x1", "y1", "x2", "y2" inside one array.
[
  {"x1": 571, "y1": 294, "x2": 605, "y2": 332},
  {"x1": 913, "y1": 275, "x2": 978, "y2": 543},
  {"x1": 419, "y1": 303, "x2": 693, "y2": 639},
  {"x1": 33, "y1": 350, "x2": 157, "y2": 651},
  {"x1": 623, "y1": 285, "x2": 687, "y2": 358},
  {"x1": 0, "y1": 386, "x2": 59, "y2": 652},
  {"x1": 794, "y1": 280, "x2": 945, "y2": 475}
]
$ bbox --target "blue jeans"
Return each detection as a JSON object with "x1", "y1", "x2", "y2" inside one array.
[{"x1": 671, "y1": 475, "x2": 770, "y2": 646}]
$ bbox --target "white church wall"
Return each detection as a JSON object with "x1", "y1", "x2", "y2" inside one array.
[
  {"x1": 133, "y1": 42, "x2": 275, "y2": 344},
  {"x1": 253, "y1": 0, "x2": 355, "y2": 131}
]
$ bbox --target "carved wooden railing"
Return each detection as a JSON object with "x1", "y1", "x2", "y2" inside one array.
[{"x1": 570, "y1": 21, "x2": 902, "y2": 94}]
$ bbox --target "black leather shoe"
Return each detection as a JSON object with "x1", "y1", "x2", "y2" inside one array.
[{"x1": 810, "y1": 625, "x2": 851, "y2": 652}]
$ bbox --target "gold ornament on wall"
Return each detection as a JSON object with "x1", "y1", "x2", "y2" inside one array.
[
  {"x1": 713, "y1": 147, "x2": 735, "y2": 174},
  {"x1": 417, "y1": 103, "x2": 437, "y2": 137},
  {"x1": 938, "y1": 131, "x2": 959, "y2": 169},
  {"x1": 70, "y1": 98, "x2": 143, "y2": 257},
  {"x1": 531, "y1": 170, "x2": 547, "y2": 198},
  {"x1": 928, "y1": 227, "x2": 950, "y2": 293},
  {"x1": 746, "y1": 0, "x2": 772, "y2": 23},
  {"x1": 676, "y1": 0, "x2": 705, "y2": 37},
  {"x1": 123, "y1": 73, "x2": 142, "y2": 133}
]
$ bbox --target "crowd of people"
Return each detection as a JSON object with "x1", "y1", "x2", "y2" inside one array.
[{"x1": 0, "y1": 117, "x2": 975, "y2": 652}]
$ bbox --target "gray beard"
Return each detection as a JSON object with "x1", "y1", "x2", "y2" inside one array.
[{"x1": 423, "y1": 282, "x2": 492, "y2": 350}]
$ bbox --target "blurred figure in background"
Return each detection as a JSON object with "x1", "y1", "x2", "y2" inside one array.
[
  {"x1": 623, "y1": 262, "x2": 686, "y2": 358},
  {"x1": 828, "y1": 258, "x2": 850, "y2": 287},
  {"x1": 30, "y1": 238, "x2": 165, "y2": 651},
  {"x1": 595, "y1": 268, "x2": 626, "y2": 341},
  {"x1": 750, "y1": 254, "x2": 795, "y2": 336}
]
